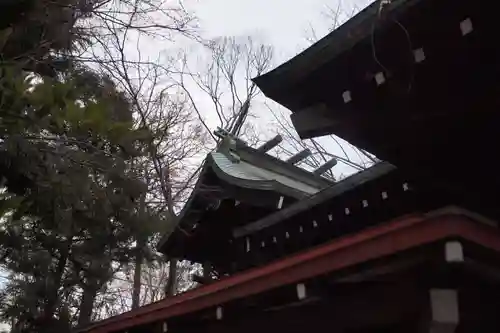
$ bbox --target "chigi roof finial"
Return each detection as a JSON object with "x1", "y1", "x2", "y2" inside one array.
[{"x1": 214, "y1": 127, "x2": 241, "y2": 163}]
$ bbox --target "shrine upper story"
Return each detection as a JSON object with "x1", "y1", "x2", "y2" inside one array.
[
  {"x1": 253, "y1": 0, "x2": 500, "y2": 225},
  {"x1": 157, "y1": 128, "x2": 336, "y2": 275},
  {"x1": 159, "y1": 0, "x2": 500, "y2": 275}
]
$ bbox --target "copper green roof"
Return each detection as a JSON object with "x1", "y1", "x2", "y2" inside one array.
[
  {"x1": 157, "y1": 135, "x2": 334, "y2": 254},
  {"x1": 210, "y1": 152, "x2": 321, "y2": 196}
]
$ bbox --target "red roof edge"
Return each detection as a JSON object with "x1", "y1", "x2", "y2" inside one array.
[{"x1": 80, "y1": 210, "x2": 500, "y2": 333}]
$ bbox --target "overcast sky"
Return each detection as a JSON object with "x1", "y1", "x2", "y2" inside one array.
[
  {"x1": 190, "y1": 0, "x2": 331, "y2": 60},
  {"x1": 180, "y1": 0, "x2": 374, "y2": 177},
  {"x1": 188, "y1": 0, "x2": 371, "y2": 64}
]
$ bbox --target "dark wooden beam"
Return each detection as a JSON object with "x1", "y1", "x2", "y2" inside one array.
[
  {"x1": 286, "y1": 149, "x2": 311, "y2": 165},
  {"x1": 313, "y1": 158, "x2": 338, "y2": 176},
  {"x1": 78, "y1": 212, "x2": 500, "y2": 333},
  {"x1": 290, "y1": 104, "x2": 340, "y2": 139},
  {"x1": 202, "y1": 282, "x2": 424, "y2": 333},
  {"x1": 192, "y1": 275, "x2": 215, "y2": 285},
  {"x1": 232, "y1": 162, "x2": 396, "y2": 238},
  {"x1": 257, "y1": 135, "x2": 283, "y2": 153}
]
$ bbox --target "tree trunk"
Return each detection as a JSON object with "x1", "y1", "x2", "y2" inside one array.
[
  {"x1": 165, "y1": 258, "x2": 178, "y2": 297},
  {"x1": 78, "y1": 285, "x2": 98, "y2": 326},
  {"x1": 43, "y1": 237, "x2": 72, "y2": 322},
  {"x1": 131, "y1": 237, "x2": 145, "y2": 309},
  {"x1": 161, "y1": 162, "x2": 178, "y2": 297},
  {"x1": 203, "y1": 262, "x2": 212, "y2": 280},
  {"x1": 132, "y1": 188, "x2": 147, "y2": 309}
]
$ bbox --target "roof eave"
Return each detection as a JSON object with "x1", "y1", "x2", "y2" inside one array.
[
  {"x1": 76, "y1": 209, "x2": 500, "y2": 333},
  {"x1": 252, "y1": 0, "x2": 419, "y2": 111},
  {"x1": 233, "y1": 162, "x2": 396, "y2": 238},
  {"x1": 237, "y1": 146, "x2": 333, "y2": 188}
]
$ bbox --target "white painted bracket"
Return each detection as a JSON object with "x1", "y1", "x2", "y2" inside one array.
[
  {"x1": 277, "y1": 196, "x2": 284, "y2": 209},
  {"x1": 216, "y1": 306, "x2": 223, "y2": 320},
  {"x1": 429, "y1": 289, "x2": 459, "y2": 333},
  {"x1": 460, "y1": 18, "x2": 473, "y2": 36},
  {"x1": 414, "y1": 48, "x2": 426, "y2": 63},
  {"x1": 375, "y1": 72, "x2": 386, "y2": 85},
  {"x1": 445, "y1": 241, "x2": 464, "y2": 263},
  {"x1": 296, "y1": 283, "x2": 307, "y2": 300},
  {"x1": 342, "y1": 90, "x2": 352, "y2": 103}
]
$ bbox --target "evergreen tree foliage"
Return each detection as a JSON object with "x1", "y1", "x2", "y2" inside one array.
[{"x1": 0, "y1": 1, "x2": 161, "y2": 332}]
